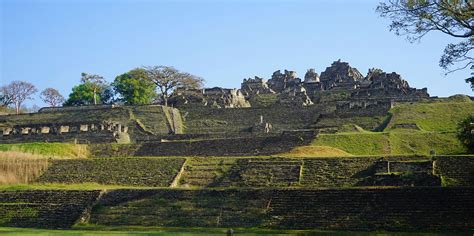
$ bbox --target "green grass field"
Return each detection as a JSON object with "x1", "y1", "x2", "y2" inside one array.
[
  {"x1": 295, "y1": 100, "x2": 472, "y2": 157},
  {"x1": 387, "y1": 101, "x2": 474, "y2": 132},
  {"x1": 0, "y1": 143, "x2": 88, "y2": 158}
]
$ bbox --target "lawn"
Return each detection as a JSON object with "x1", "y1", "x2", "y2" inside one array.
[
  {"x1": 0, "y1": 143, "x2": 88, "y2": 158},
  {"x1": 387, "y1": 101, "x2": 474, "y2": 132}
]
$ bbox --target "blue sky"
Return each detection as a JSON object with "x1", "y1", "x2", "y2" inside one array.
[{"x1": 1, "y1": 0, "x2": 472, "y2": 107}]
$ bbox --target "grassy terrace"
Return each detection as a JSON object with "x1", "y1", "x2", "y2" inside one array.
[
  {"x1": 293, "y1": 100, "x2": 473, "y2": 157},
  {"x1": 0, "y1": 143, "x2": 88, "y2": 158}
]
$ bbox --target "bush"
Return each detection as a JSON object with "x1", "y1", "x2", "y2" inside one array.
[{"x1": 457, "y1": 115, "x2": 474, "y2": 153}]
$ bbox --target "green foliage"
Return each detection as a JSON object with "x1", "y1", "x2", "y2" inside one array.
[
  {"x1": 64, "y1": 82, "x2": 111, "y2": 106},
  {"x1": 112, "y1": 68, "x2": 157, "y2": 105},
  {"x1": 388, "y1": 101, "x2": 474, "y2": 132},
  {"x1": 0, "y1": 143, "x2": 88, "y2": 158},
  {"x1": 457, "y1": 115, "x2": 474, "y2": 153},
  {"x1": 377, "y1": 1, "x2": 473, "y2": 87}
]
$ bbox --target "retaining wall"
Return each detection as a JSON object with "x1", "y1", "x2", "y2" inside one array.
[
  {"x1": 90, "y1": 131, "x2": 316, "y2": 157},
  {"x1": 0, "y1": 190, "x2": 100, "y2": 229},
  {"x1": 89, "y1": 188, "x2": 474, "y2": 231},
  {"x1": 37, "y1": 158, "x2": 185, "y2": 187}
]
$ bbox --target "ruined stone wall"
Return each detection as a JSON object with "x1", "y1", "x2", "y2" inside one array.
[
  {"x1": 0, "y1": 122, "x2": 128, "y2": 144},
  {"x1": 435, "y1": 155, "x2": 474, "y2": 186},
  {"x1": 0, "y1": 190, "x2": 100, "y2": 229},
  {"x1": 0, "y1": 105, "x2": 180, "y2": 144},
  {"x1": 36, "y1": 158, "x2": 186, "y2": 187},
  {"x1": 90, "y1": 131, "x2": 316, "y2": 157},
  {"x1": 181, "y1": 106, "x2": 320, "y2": 134},
  {"x1": 88, "y1": 188, "x2": 474, "y2": 231},
  {"x1": 335, "y1": 99, "x2": 393, "y2": 117}
]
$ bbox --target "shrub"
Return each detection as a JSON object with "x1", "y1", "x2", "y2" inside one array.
[{"x1": 457, "y1": 115, "x2": 474, "y2": 153}]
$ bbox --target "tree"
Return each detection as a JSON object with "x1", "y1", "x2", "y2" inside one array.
[
  {"x1": 0, "y1": 81, "x2": 38, "y2": 114},
  {"x1": 458, "y1": 115, "x2": 474, "y2": 153},
  {"x1": 40, "y1": 88, "x2": 65, "y2": 107},
  {"x1": 63, "y1": 82, "x2": 114, "y2": 106},
  {"x1": 144, "y1": 66, "x2": 204, "y2": 106},
  {"x1": 80, "y1": 73, "x2": 107, "y2": 105},
  {"x1": 112, "y1": 68, "x2": 157, "y2": 105},
  {"x1": 377, "y1": 0, "x2": 474, "y2": 88},
  {"x1": 0, "y1": 90, "x2": 13, "y2": 108}
]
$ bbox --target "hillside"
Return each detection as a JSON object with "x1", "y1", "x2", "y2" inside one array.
[{"x1": 292, "y1": 100, "x2": 471, "y2": 156}]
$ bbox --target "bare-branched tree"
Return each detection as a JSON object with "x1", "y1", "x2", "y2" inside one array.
[
  {"x1": 377, "y1": 0, "x2": 474, "y2": 89},
  {"x1": 144, "y1": 66, "x2": 204, "y2": 106},
  {"x1": 40, "y1": 88, "x2": 65, "y2": 107},
  {"x1": 0, "y1": 81, "x2": 38, "y2": 114}
]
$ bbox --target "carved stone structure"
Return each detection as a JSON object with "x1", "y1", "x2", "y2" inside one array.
[
  {"x1": 251, "y1": 115, "x2": 273, "y2": 133},
  {"x1": 0, "y1": 122, "x2": 130, "y2": 144},
  {"x1": 241, "y1": 76, "x2": 275, "y2": 97},
  {"x1": 277, "y1": 85, "x2": 314, "y2": 107},
  {"x1": 267, "y1": 70, "x2": 301, "y2": 93},
  {"x1": 319, "y1": 59, "x2": 364, "y2": 91},
  {"x1": 351, "y1": 68, "x2": 429, "y2": 100},
  {"x1": 169, "y1": 87, "x2": 250, "y2": 108}
]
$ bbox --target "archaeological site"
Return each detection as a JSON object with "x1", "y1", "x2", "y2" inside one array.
[{"x1": 0, "y1": 60, "x2": 473, "y2": 235}]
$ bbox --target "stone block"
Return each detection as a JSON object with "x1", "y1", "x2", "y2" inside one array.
[
  {"x1": 80, "y1": 124, "x2": 88, "y2": 132},
  {"x1": 2, "y1": 127, "x2": 12, "y2": 136},
  {"x1": 41, "y1": 127, "x2": 50, "y2": 134},
  {"x1": 59, "y1": 126, "x2": 69, "y2": 133},
  {"x1": 21, "y1": 127, "x2": 31, "y2": 135}
]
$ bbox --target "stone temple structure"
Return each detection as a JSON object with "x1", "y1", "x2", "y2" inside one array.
[
  {"x1": 318, "y1": 59, "x2": 365, "y2": 91},
  {"x1": 169, "y1": 60, "x2": 429, "y2": 108}
]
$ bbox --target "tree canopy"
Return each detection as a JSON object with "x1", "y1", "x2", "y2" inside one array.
[
  {"x1": 80, "y1": 73, "x2": 107, "y2": 105},
  {"x1": 0, "y1": 81, "x2": 38, "y2": 114},
  {"x1": 40, "y1": 88, "x2": 65, "y2": 107},
  {"x1": 112, "y1": 68, "x2": 157, "y2": 105},
  {"x1": 377, "y1": 0, "x2": 474, "y2": 88},
  {"x1": 63, "y1": 82, "x2": 113, "y2": 106},
  {"x1": 144, "y1": 66, "x2": 204, "y2": 106}
]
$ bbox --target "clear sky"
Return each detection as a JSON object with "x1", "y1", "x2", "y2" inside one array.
[{"x1": 1, "y1": 0, "x2": 472, "y2": 107}]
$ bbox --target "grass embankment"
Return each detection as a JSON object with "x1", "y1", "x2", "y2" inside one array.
[
  {"x1": 285, "y1": 100, "x2": 472, "y2": 157},
  {"x1": 387, "y1": 100, "x2": 474, "y2": 132},
  {"x1": 0, "y1": 143, "x2": 88, "y2": 158},
  {"x1": 281, "y1": 146, "x2": 352, "y2": 157},
  {"x1": 0, "y1": 151, "x2": 49, "y2": 184}
]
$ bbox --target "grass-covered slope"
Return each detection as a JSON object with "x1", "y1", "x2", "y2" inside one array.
[
  {"x1": 387, "y1": 100, "x2": 474, "y2": 132},
  {"x1": 0, "y1": 143, "x2": 88, "y2": 158},
  {"x1": 311, "y1": 133, "x2": 390, "y2": 156},
  {"x1": 289, "y1": 100, "x2": 472, "y2": 156}
]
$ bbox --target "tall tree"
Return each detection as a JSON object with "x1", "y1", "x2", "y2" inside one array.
[
  {"x1": 80, "y1": 73, "x2": 107, "y2": 105},
  {"x1": 144, "y1": 66, "x2": 204, "y2": 106},
  {"x1": 112, "y1": 68, "x2": 157, "y2": 105},
  {"x1": 0, "y1": 81, "x2": 38, "y2": 114},
  {"x1": 40, "y1": 88, "x2": 65, "y2": 107},
  {"x1": 377, "y1": 0, "x2": 474, "y2": 89},
  {"x1": 63, "y1": 82, "x2": 113, "y2": 106}
]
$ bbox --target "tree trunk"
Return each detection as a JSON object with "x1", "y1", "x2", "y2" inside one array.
[
  {"x1": 15, "y1": 101, "x2": 19, "y2": 114},
  {"x1": 93, "y1": 87, "x2": 97, "y2": 105}
]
